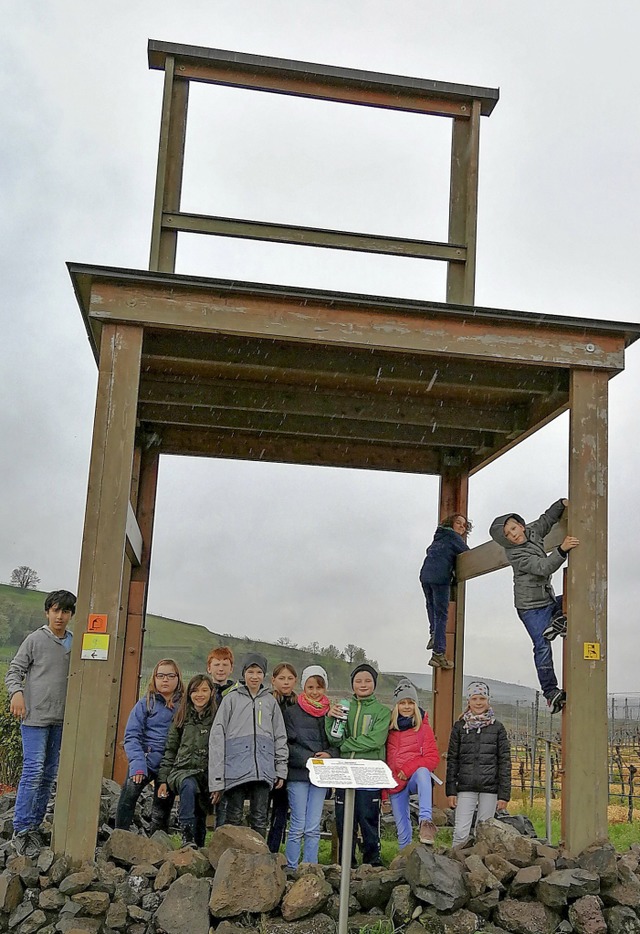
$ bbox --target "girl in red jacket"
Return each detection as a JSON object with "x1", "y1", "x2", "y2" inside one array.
[{"x1": 386, "y1": 679, "x2": 440, "y2": 846}]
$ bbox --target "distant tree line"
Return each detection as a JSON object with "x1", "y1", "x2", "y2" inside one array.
[{"x1": 275, "y1": 636, "x2": 377, "y2": 669}]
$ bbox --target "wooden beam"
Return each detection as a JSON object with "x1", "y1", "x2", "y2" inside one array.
[
  {"x1": 456, "y1": 519, "x2": 568, "y2": 582},
  {"x1": 89, "y1": 280, "x2": 626, "y2": 370},
  {"x1": 563, "y1": 370, "x2": 609, "y2": 854},
  {"x1": 447, "y1": 103, "x2": 481, "y2": 305},
  {"x1": 53, "y1": 324, "x2": 142, "y2": 863}
]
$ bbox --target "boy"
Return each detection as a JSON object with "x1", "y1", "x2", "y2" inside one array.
[
  {"x1": 490, "y1": 498, "x2": 579, "y2": 714},
  {"x1": 5, "y1": 589, "x2": 77, "y2": 857},
  {"x1": 207, "y1": 646, "x2": 237, "y2": 706},
  {"x1": 326, "y1": 663, "x2": 391, "y2": 867},
  {"x1": 209, "y1": 653, "x2": 288, "y2": 839}
]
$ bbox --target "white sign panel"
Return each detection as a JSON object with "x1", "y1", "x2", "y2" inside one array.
[{"x1": 306, "y1": 757, "x2": 397, "y2": 790}]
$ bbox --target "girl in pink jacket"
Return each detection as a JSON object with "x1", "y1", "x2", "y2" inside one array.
[{"x1": 386, "y1": 679, "x2": 440, "y2": 847}]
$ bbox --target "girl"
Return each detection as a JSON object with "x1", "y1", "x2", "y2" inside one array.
[
  {"x1": 419, "y1": 514, "x2": 472, "y2": 670},
  {"x1": 157, "y1": 673, "x2": 217, "y2": 847},
  {"x1": 446, "y1": 681, "x2": 511, "y2": 848},
  {"x1": 283, "y1": 666, "x2": 334, "y2": 869},
  {"x1": 386, "y1": 679, "x2": 440, "y2": 847},
  {"x1": 266, "y1": 663, "x2": 298, "y2": 853},
  {"x1": 115, "y1": 659, "x2": 183, "y2": 833}
]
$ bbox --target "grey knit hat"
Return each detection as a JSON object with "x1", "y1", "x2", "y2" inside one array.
[
  {"x1": 466, "y1": 680, "x2": 490, "y2": 700},
  {"x1": 393, "y1": 678, "x2": 419, "y2": 705},
  {"x1": 241, "y1": 653, "x2": 268, "y2": 677}
]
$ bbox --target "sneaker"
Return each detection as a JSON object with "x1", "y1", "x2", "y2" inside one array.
[
  {"x1": 428, "y1": 652, "x2": 454, "y2": 670},
  {"x1": 419, "y1": 820, "x2": 437, "y2": 845},
  {"x1": 11, "y1": 830, "x2": 39, "y2": 859},
  {"x1": 543, "y1": 614, "x2": 567, "y2": 641},
  {"x1": 548, "y1": 689, "x2": 567, "y2": 715},
  {"x1": 426, "y1": 635, "x2": 434, "y2": 651}
]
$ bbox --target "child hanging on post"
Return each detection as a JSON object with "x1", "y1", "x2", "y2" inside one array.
[
  {"x1": 419, "y1": 514, "x2": 471, "y2": 670},
  {"x1": 489, "y1": 498, "x2": 579, "y2": 714}
]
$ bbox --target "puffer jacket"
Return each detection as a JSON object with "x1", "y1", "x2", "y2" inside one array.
[
  {"x1": 123, "y1": 693, "x2": 179, "y2": 778},
  {"x1": 208, "y1": 682, "x2": 288, "y2": 793},
  {"x1": 284, "y1": 700, "x2": 336, "y2": 782},
  {"x1": 386, "y1": 713, "x2": 440, "y2": 794},
  {"x1": 445, "y1": 718, "x2": 511, "y2": 801},
  {"x1": 489, "y1": 499, "x2": 566, "y2": 610},
  {"x1": 157, "y1": 704, "x2": 216, "y2": 794},
  {"x1": 420, "y1": 526, "x2": 469, "y2": 585}
]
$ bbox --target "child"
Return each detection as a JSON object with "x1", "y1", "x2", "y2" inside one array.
[
  {"x1": 446, "y1": 681, "x2": 511, "y2": 848},
  {"x1": 209, "y1": 653, "x2": 288, "y2": 839},
  {"x1": 5, "y1": 589, "x2": 76, "y2": 858},
  {"x1": 157, "y1": 674, "x2": 217, "y2": 847},
  {"x1": 489, "y1": 498, "x2": 579, "y2": 713},
  {"x1": 327, "y1": 663, "x2": 391, "y2": 867},
  {"x1": 386, "y1": 679, "x2": 440, "y2": 847},
  {"x1": 419, "y1": 514, "x2": 471, "y2": 670},
  {"x1": 207, "y1": 646, "x2": 237, "y2": 706},
  {"x1": 267, "y1": 662, "x2": 298, "y2": 853},
  {"x1": 283, "y1": 665, "x2": 334, "y2": 868},
  {"x1": 115, "y1": 659, "x2": 183, "y2": 833}
]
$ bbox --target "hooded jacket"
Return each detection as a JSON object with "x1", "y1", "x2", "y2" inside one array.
[
  {"x1": 123, "y1": 693, "x2": 178, "y2": 778},
  {"x1": 445, "y1": 717, "x2": 511, "y2": 800},
  {"x1": 326, "y1": 693, "x2": 391, "y2": 760},
  {"x1": 386, "y1": 712, "x2": 440, "y2": 794},
  {"x1": 157, "y1": 703, "x2": 216, "y2": 794},
  {"x1": 420, "y1": 526, "x2": 469, "y2": 585},
  {"x1": 489, "y1": 499, "x2": 566, "y2": 610},
  {"x1": 5, "y1": 626, "x2": 72, "y2": 726},
  {"x1": 208, "y1": 682, "x2": 288, "y2": 793}
]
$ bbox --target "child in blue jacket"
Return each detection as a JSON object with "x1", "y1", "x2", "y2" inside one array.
[
  {"x1": 115, "y1": 659, "x2": 183, "y2": 832},
  {"x1": 420, "y1": 514, "x2": 471, "y2": 670}
]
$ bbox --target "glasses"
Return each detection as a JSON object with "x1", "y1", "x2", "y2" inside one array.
[{"x1": 156, "y1": 672, "x2": 178, "y2": 680}]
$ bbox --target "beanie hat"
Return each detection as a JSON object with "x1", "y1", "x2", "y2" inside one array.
[
  {"x1": 301, "y1": 665, "x2": 329, "y2": 691},
  {"x1": 466, "y1": 680, "x2": 490, "y2": 700},
  {"x1": 393, "y1": 678, "x2": 419, "y2": 705},
  {"x1": 350, "y1": 663, "x2": 378, "y2": 687},
  {"x1": 503, "y1": 513, "x2": 526, "y2": 528},
  {"x1": 241, "y1": 653, "x2": 268, "y2": 678}
]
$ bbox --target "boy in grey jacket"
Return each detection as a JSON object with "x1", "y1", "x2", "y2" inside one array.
[
  {"x1": 490, "y1": 500, "x2": 579, "y2": 714},
  {"x1": 209, "y1": 653, "x2": 288, "y2": 839},
  {"x1": 5, "y1": 589, "x2": 76, "y2": 856}
]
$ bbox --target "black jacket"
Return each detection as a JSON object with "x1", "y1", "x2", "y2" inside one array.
[
  {"x1": 420, "y1": 526, "x2": 469, "y2": 585},
  {"x1": 284, "y1": 702, "x2": 336, "y2": 782},
  {"x1": 445, "y1": 718, "x2": 511, "y2": 801}
]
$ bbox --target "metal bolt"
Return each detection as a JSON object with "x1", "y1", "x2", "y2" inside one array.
[{"x1": 586, "y1": 344, "x2": 596, "y2": 353}]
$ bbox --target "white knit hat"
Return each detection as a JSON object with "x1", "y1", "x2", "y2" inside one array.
[{"x1": 301, "y1": 665, "x2": 329, "y2": 690}]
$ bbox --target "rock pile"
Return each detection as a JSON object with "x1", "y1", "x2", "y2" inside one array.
[{"x1": 1, "y1": 791, "x2": 640, "y2": 933}]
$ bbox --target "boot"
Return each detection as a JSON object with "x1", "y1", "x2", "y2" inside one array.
[{"x1": 180, "y1": 824, "x2": 197, "y2": 849}]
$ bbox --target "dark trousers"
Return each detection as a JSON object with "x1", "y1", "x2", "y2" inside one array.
[
  {"x1": 421, "y1": 581, "x2": 451, "y2": 655},
  {"x1": 266, "y1": 782, "x2": 289, "y2": 853},
  {"x1": 225, "y1": 781, "x2": 271, "y2": 839},
  {"x1": 177, "y1": 776, "x2": 208, "y2": 847},
  {"x1": 115, "y1": 773, "x2": 174, "y2": 832},
  {"x1": 335, "y1": 788, "x2": 381, "y2": 867},
  {"x1": 517, "y1": 595, "x2": 563, "y2": 699}
]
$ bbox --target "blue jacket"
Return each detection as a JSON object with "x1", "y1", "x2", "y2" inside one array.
[
  {"x1": 123, "y1": 694, "x2": 178, "y2": 778},
  {"x1": 419, "y1": 526, "x2": 469, "y2": 585}
]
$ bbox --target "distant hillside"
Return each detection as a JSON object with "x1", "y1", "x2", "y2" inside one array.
[{"x1": 392, "y1": 671, "x2": 538, "y2": 705}]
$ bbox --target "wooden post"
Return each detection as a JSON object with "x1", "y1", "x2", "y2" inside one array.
[
  {"x1": 562, "y1": 368, "x2": 609, "y2": 854},
  {"x1": 446, "y1": 101, "x2": 481, "y2": 305},
  {"x1": 113, "y1": 447, "x2": 160, "y2": 783},
  {"x1": 53, "y1": 323, "x2": 143, "y2": 863},
  {"x1": 432, "y1": 467, "x2": 469, "y2": 805}
]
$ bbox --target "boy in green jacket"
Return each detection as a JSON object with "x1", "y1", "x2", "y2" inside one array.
[{"x1": 327, "y1": 663, "x2": 391, "y2": 867}]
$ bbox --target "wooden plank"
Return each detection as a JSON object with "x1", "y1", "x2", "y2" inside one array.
[
  {"x1": 158, "y1": 425, "x2": 442, "y2": 474},
  {"x1": 53, "y1": 324, "x2": 143, "y2": 863},
  {"x1": 447, "y1": 103, "x2": 481, "y2": 305},
  {"x1": 89, "y1": 281, "x2": 627, "y2": 370},
  {"x1": 161, "y1": 212, "x2": 466, "y2": 262},
  {"x1": 456, "y1": 519, "x2": 568, "y2": 582},
  {"x1": 563, "y1": 369, "x2": 609, "y2": 854}
]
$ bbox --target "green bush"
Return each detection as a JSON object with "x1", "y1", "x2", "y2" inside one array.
[{"x1": 0, "y1": 686, "x2": 22, "y2": 786}]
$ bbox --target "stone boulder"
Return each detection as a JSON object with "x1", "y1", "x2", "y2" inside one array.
[
  {"x1": 0, "y1": 871, "x2": 23, "y2": 912},
  {"x1": 537, "y1": 869, "x2": 600, "y2": 908},
  {"x1": 103, "y1": 829, "x2": 170, "y2": 867},
  {"x1": 475, "y1": 819, "x2": 536, "y2": 868},
  {"x1": 280, "y1": 874, "x2": 332, "y2": 921},
  {"x1": 494, "y1": 897, "x2": 561, "y2": 934},
  {"x1": 406, "y1": 847, "x2": 468, "y2": 912},
  {"x1": 603, "y1": 905, "x2": 640, "y2": 934},
  {"x1": 568, "y1": 894, "x2": 607, "y2": 934},
  {"x1": 206, "y1": 824, "x2": 268, "y2": 869},
  {"x1": 463, "y1": 855, "x2": 502, "y2": 897},
  {"x1": 209, "y1": 850, "x2": 286, "y2": 917},
  {"x1": 163, "y1": 847, "x2": 212, "y2": 878},
  {"x1": 509, "y1": 864, "x2": 542, "y2": 897},
  {"x1": 386, "y1": 883, "x2": 418, "y2": 926},
  {"x1": 155, "y1": 874, "x2": 211, "y2": 934},
  {"x1": 578, "y1": 845, "x2": 618, "y2": 888},
  {"x1": 354, "y1": 870, "x2": 403, "y2": 911},
  {"x1": 484, "y1": 854, "x2": 518, "y2": 884}
]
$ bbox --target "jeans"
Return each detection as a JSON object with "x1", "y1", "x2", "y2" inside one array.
[
  {"x1": 335, "y1": 788, "x2": 381, "y2": 866},
  {"x1": 285, "y1": 781, "x2": 327, "y2": 868},
  {"x1": 225, "y1": 781, "x2": 271, "y2": 839},
  {"x1": 177, "y1": 776, "x2": 207, "y2": 846},
  {"x1": 115, "y1": 773, "x2": 174, "y2": 832},
  {"x1": 14, "y1": 724, "x2": 63, "y2": 834},
  {"x1": 389, "y1": 768, "x2": 433, "y2": 849},
  {"x1": 452, "y1": 791, "x2": 497, "y2": 847},
  {"x1": 421, "y1": 582, "x2": 450, "y2": 654},
  {"x1": 517, "y1": 596, "x2": 563, "y2": 699},
  {"x1": 267, "y1": 782, "x2": 289, "y2": 853}
]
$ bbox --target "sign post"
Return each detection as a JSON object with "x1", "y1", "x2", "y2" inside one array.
[{"x1": 306, "y1": 758, "x2": 396, "y2": 934}]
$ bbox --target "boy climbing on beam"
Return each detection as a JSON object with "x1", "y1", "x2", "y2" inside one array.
[{"x1": 490, "y1": 499, "x2": 579, "y2": 715}]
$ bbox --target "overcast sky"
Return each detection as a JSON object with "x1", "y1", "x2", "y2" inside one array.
[{"x1": 2, "y1": 1, "x2": 639, "y2": 694}]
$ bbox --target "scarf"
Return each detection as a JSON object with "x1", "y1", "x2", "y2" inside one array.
[
  {"x1": 462, "y1": 706, "x2": 496, "y2": 733},
  {"x1": 396, "y1": 708, "x2": 426, "y2": 732},
  {"x1": 297, "y1": 692, "x2": 331, "y2": 718}
]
